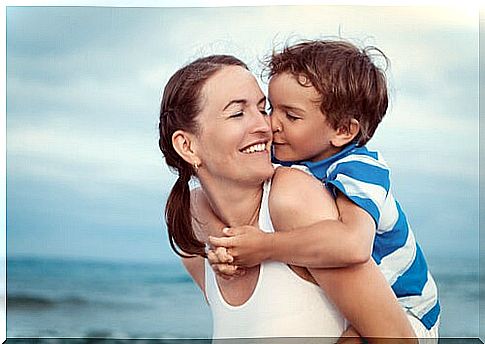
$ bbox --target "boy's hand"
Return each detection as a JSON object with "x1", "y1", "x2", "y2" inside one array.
[
  {"x1": 207, "y1": 247, "x2": 246, "y2": 280},
  {"x1": 336, "y1": 326, "x2": 362, "y2": 344},
  {"x1": 208, "y1": 226, "x2": 272, "y2": 267}
]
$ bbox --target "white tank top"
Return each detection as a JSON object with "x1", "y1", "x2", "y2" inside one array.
[{"x1": 205, "y1": 179, "x2": 347, "y2": 339}]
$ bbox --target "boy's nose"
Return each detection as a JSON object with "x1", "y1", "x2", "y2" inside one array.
[{"x1": 270, "y1": 115, "x2": 282, "y2": 133}]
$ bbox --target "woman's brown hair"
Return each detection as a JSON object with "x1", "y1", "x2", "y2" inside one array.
[{"x1": 159, "y1": 55, "x2": 248, "y2": 258}]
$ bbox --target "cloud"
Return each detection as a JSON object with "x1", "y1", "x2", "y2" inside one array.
[
  {"x1": 7, "y1": 119, "x2": 173, "y2": 188},
  {"x1": 6, "y1": 5, "x2": 478, "y2": 261}
]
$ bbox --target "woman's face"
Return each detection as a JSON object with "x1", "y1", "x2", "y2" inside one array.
[{"x1": 194, "y1": 65, "x2": 274, "y2": 185}]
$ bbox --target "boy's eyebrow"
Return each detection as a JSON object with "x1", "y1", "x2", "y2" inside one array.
[
  {"x1": 280, "y1": 104, "x2": 306, "y2": 113},
  {"x1": 267, "y1": 97, "x2": 305, "y2": 112}
]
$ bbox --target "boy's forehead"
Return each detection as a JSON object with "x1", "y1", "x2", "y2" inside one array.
[
  {"x1": 269, "y1": 72, "x2": 321, "y2": 103},
  {"x1": 271, "y1": 71, "x2": 312, "y2": 86}
]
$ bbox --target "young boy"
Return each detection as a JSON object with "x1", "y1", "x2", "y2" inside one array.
[{"x1": 209, "y1": 40, "x2": 440, "y2": 339}]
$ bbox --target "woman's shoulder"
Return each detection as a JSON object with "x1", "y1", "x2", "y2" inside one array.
[
  {"x1": 270, "y1": 166, "x2": 325, "y2": 204},
  {"x1": 269, "y1": 166, "x2": 338, "y2": 230}
]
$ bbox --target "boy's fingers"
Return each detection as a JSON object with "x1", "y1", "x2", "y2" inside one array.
[
  {"x1": 208, "y1": 249, "x2": 233, "y2": 264},
  {"x1": 336, "y1": 326, "x2": 361, "y2": 344},
  {"x1": 222, "y1": 227, "x2": 234, "y2": 236},
  {"x1": 215, "y1": 263, "x2": 238, "y2": 276},
  {"x1": 213, "y1": 266, "x2": 234, "y2": 280},
  {"x1": 342, "y1": 326, "x2": 359, "y2": 337},
  {"x1": 215, "y1": 246, "x2": 234, "y2": 263},
  {"x1": 336, "y1": 337, "x2": 361, "y2": 344},
  {"x1": 209, "y1": 235, "x2": 235, "y2": 248},
  {"x1": 223, "y1": 226, "x2": 251, "y2": 237},
  {"x1": 234, "y1": 267, "x2": 247, "y2": 277},
  {"x1": 222, "y1": 227, "x2": 242, "y2": 237},
  {"x1": 207, "y1": 250, "x2": 222, "y2": 265}
]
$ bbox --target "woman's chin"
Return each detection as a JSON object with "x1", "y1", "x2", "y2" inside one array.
[{"x1": 243, "y1": 164, "x2": 275, "y2": 183}]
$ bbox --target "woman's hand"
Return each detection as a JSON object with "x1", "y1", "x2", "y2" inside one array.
[{"x1": 208, "y1": 226, "x2": 273, "y2": 267}]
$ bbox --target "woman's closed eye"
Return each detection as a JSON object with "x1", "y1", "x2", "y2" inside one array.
[{"x1": 228, "y1": 111, "x2": 244, "y2": 119}]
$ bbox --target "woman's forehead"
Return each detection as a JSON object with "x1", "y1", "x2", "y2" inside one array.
[{"x1": 202, "y1": 66, "x2": 264, "y2": 107}]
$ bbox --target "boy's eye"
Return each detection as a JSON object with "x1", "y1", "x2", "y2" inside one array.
[{"x1": 286, "y1": 112, "x2": 300, "y2": 121}]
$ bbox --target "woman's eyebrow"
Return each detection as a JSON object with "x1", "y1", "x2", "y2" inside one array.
[{"x1": 223, "y1": 99, "x2": 246, "y2": 111}]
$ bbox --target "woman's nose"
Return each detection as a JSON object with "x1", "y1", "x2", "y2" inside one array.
[{"x1": 252, "y1": 111, "x2": 271, "y2": 134}]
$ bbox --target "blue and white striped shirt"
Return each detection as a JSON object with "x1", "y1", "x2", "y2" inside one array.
[{"x1": 275, "y1": 143, "x2": 440, "y2": 329}]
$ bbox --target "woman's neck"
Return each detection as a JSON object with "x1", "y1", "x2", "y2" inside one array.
[{"x1": 199, "y1": 177, "x2": 263, "y2": 230}]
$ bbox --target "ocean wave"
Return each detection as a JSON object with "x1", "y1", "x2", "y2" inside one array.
[{"x1": 8, "y1": 294, "x2": 89, "y2": 309}]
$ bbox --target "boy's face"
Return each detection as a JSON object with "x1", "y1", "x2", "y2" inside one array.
[{"x1": 268, "y1": 72, "x2": 341, "y2": 162}]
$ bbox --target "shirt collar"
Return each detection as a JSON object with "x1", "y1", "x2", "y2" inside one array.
[{"x1": 272, "y1": 143, "x2": 358, "y2": 180}]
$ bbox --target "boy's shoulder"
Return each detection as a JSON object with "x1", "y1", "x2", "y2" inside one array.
[
  {"x1": 325, "y1": 146, "x2": 392, "y2": 204},
  {"x1": 327, "y1": 145, "x2": 390, "y2": 177},
  {"x1": 333, "y1": 144, "x2": 387, "y2": 165}
]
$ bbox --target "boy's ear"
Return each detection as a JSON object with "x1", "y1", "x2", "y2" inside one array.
[
  {"x1": 172, "y1": 130, "x2": 201, "y2": 167},
  {"x1": 331, "y1": 118, "x2": 360, "y2": 147}
]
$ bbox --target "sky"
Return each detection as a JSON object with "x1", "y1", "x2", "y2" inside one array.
[{"x1": 5, "y1": 4, "x2": 479, "y2": 263}]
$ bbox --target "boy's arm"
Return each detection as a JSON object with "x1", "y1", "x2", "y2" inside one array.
[
  {"x1": 209, "y1": 167, "x2": 375, "y2": 268},
  {"x1": 267, "y1": 167, "x2": 416, "y2": 341},
  {"x1": 309, "y1": 260, "x2": 416, "y2": 341}
]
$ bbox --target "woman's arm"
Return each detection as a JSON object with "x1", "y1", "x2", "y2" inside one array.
[
  {"x1": 182, "y1": 256, "x2": 206, "y2": 293},
  {"x1": 174, "y1": 189, "x2": 210, "y2": 298},
  {"x1": 269, "y1": 167, "x2": 416, "y2": 341}
]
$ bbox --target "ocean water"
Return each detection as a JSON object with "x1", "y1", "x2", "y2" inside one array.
[
  {"x1": 7, "y1": 257, "x2": 211, "y2": 339},
  {"x1": 7, "y1": 255, "x2": 480, "y2": 339}
]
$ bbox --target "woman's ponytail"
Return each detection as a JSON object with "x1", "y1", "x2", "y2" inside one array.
[{"x1": 165, "y1": 170, "x2": 205, "y2": 257}]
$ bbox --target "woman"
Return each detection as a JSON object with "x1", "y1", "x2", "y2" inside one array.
[{"x1": 158, "y1": 55, "x2": 416, "y2": 341}]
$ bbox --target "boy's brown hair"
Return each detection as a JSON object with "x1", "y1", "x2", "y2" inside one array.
[{"x1": 266, "y1": 39, "x2": 389, "y2": 146}]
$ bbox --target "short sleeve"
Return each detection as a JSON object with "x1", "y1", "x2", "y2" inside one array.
[{"x1": 325, "y1": 157, "x2": 390, "y2": 225}]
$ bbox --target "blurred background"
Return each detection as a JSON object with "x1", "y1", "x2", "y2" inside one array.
[{"x1": 6, "y1": 3, "x2": 479, "y2": 339}]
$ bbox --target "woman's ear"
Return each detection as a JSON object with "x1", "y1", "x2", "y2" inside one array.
[
  {"x1": 172, "y1": 130, "x2": 201, "y2": 166},
  {"x1": 330, "y1": 118, "x2": 360, "y2": 147}
]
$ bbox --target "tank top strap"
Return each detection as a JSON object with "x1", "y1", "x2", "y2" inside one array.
[{"x1": 259, "y1": 178, "x2": 275, "y2": 234}]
